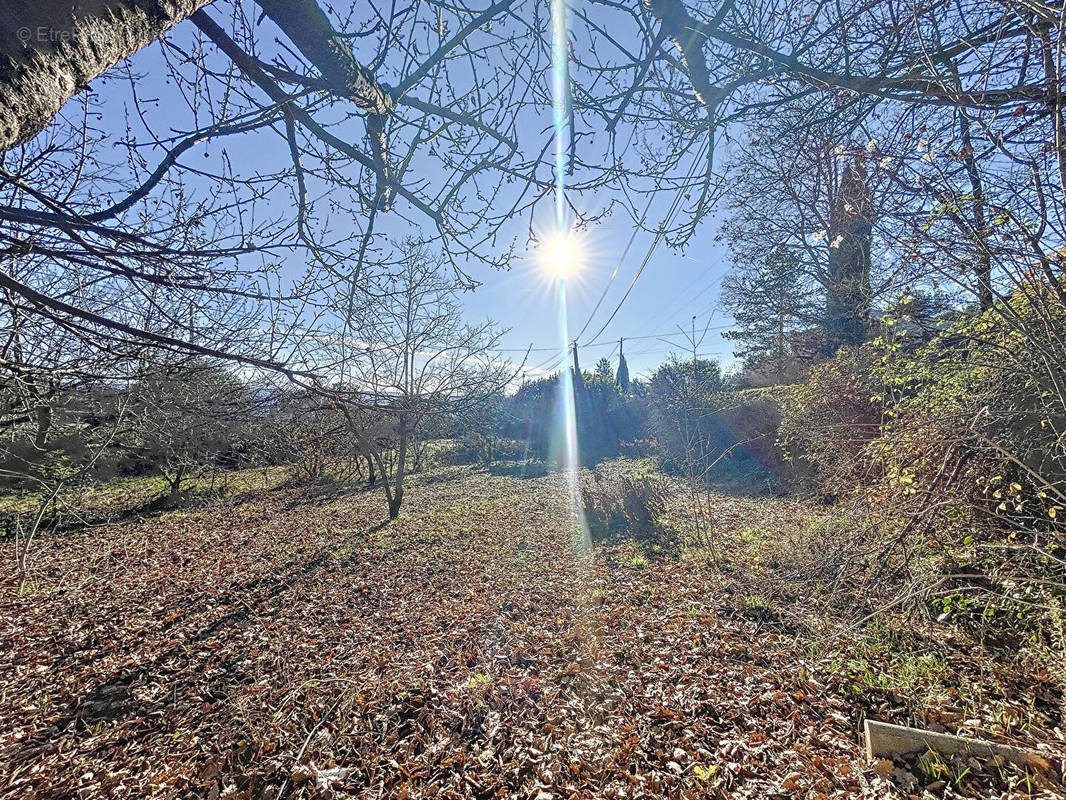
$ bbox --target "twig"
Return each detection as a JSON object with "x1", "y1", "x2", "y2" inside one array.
[{"x1": 275, "y1": 694, "x2": 345, "y2": 800}]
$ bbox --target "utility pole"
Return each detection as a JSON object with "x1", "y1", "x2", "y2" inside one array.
[
  {"x1": 615, "y1": 337, "x2": 629, "y2": 393},
  {"x1": 570, "y1": 339, "x2": 583, "y2": 393},
  {"x1": 691, "y1": 315, "x2": 697, "y2": 365}
]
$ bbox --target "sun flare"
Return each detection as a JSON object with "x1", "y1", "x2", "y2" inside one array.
[{"x1": 539, "y1": 231, "x2": 584, "y2": 281}]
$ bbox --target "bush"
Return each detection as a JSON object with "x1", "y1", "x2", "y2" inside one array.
[
  {"x1": 712, "y1": 387, "x2": 810, "y2": 490},
  {"x1": 579, "y1": 469, "x2": 676, "y2": 552},
  {"x1": 873, "y1": 289, "x2": 1066, "y2": 530},
  {"x1": 618, "y1": 438, "x2": 660, "y2": 460},
  {"x1": 777, "y1": 347, "x2": 883, "y2": 497},
  {"x1": 772, "y1": 285, "x2": 1066, "y2": 672}
]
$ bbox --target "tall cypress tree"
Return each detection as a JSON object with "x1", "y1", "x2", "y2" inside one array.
[
  {"x1": 616, "y1": 338, "x2": 630, "y2": 392},
  {"x1": 825, "y1": 154, "x2": 874, "y2": 349}
]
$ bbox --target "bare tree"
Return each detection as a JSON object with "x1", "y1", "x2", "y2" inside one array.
[
  {"x1": 0, "y1": 0, "x2": 555, "y2": 380},
  {"x1": 261, "y1": 387, "x2": 349, "y2": 481},
  {"x1": 562, "y1": 0, "x2": 1061, "y2": 273},
  {"x1": 0, "y1": 310, "x2": 131, "y2": 578},
  {"x1": 330, "y1": 242, "x2": 512, "y2": 519},
  {"x1": 127, "y1": 358, "x2": 254, "y2": 502}
]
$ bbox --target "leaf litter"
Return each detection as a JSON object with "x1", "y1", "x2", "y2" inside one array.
[{"x1": 1, "y1": 469, "x2": 1062, "y2": 798}]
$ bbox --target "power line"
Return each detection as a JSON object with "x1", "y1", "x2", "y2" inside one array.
[
  {"x1": 580, "y1": 134, "x2": 711, "y2": 345},
  {"x1": 575, "y1": 15, "x2": 721, "y2": 345},
  {"x1": 663, "y1": 269, "x2": 726, "y2": 321},
  {"x1": 573, "y1": 189, "x2": 657, "y2": 342},
  {"x1": 501, "y1": 318, "x2": 733, "y2": 366},
  {"x1": 584, "y1": 321, "x2": 731, "y2": 348},
  {"x1": 527, "y1": 350, "x2": 565, "y2": 371}
]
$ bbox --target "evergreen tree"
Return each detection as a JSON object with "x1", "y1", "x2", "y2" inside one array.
[
  {"x1": 824, "y1": 155, "x2": 874, "y2": 349},
  {"x1": 594, "y1": 357, "x2": 614, "y2": 379},
  {"x1": 721, "y1": 246, "x2": 816, "y2": 383},
  {"x1": 616, "y1": 354, "x2": 630, "y2": 393}
]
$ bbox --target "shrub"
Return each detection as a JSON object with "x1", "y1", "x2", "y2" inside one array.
[
  {"x1": 619, "y1": 437, "x2": 660, "y2": 460},
  {"x1": 777, "y1": 347, "x2": 883, "y2": 498},
  {"x1": 864, "y1": 293, "x2": 1066, "y2": 651},
  {"x1": 712, "y1": 386, "x2": 810, "y2": 490},
  {"x1": 579, "y1": 469, "x2": 676, "y2": 552},
  {"x1": 774, "y1": 285, "x2": 1066, "y2": 668}
]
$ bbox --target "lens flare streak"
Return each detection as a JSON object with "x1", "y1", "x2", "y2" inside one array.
[
  {"x1": 551, "y1": 0, "x2": 570, "y2": 231},
  {"x1": 548, "y1": 0, "x2": 590, "y2": 551}
]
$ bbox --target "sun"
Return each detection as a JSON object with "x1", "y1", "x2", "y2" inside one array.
[{"x1": 539, "y1": 230, "x2": 584, "y2": 280}]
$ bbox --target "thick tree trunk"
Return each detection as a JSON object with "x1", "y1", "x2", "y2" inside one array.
[
  {"x1": 0, "y1": 0, "x2": 214, "y2": 152},
  {"x1": 825, "y1": 155, "x2": 874, "y2": 351},
  {"x1": 387, "y1": 485, "x2": 403, "y2": 520},
  {"x1": 165, "y1": 463, "x2": 186, "y2": 502}
]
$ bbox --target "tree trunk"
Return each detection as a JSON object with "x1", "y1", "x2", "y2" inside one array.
[
  {"x1": 960, "y1": 118, "x2": 994, "y2": 311},
  {"x1": 167, "y1": 465, "x2": 185, "y2": 501},
  {"x1": 387, "y1": 484, "x2": 403, "y2": 519},
  {"x1": 0, "y1": 0, "x2": 214, "y2": 152},
  {"x1": 34, "y1": 402, "x2": 52, "y2": 448},
  {"x1": 825, "y1": 154, "x2": 874, "y2": 351},
  {"x1": 389, "y1": 424, "x2": 409, "y2": 519}
]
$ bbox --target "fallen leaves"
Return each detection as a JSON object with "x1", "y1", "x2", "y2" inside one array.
[
  {"x1": 873, "y1": 757, "x2": 895, "y2": 777},
  {"x1": 0, "y1": 469, "x2": 1061, "y2": 799},
  {"x1": 291, "y1": 763, "x2": 353, "y2": 796}
]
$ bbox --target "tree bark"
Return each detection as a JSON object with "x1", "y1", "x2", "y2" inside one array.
[
  {"x1": 0, "y1": 0, "x2": 214, "y2": 152},
  {"x1": 251, "y1": 0, "x2": 392, "y2": 115},
  {"x1": 250, "y1": 0, "x2": 393, "y2": 207},
  {"x1": 388, "y1": 423, "x2": 408, "y2": 520},
  {"x1": 643, "y1": 0, "x2": 727, "y2": 111},
  {"x1": 167, "y1": 465, "x2": 185, "y2": 500},
  {"x1": 825, "y1": 154, "x2": 874, "y2": 350}
]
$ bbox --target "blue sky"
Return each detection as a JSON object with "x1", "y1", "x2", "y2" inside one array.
[
  {"x1": 77, "y1": 2, "x2": 741, "y2": 381},
  {"x1": 462, "y1": 210, "x2": 735, "y2": 381}
]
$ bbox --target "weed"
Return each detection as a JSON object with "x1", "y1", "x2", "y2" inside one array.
[
  {"x1": 15, "y1": 579, "x2": 41, "y2": 597},
  {"x1": 693, "y1": 764, "x2": 718, "y2": 781},
  {"x1": 464, "y1": 673, "x2": 493, "y2": 704},
  {"x1": 915, "y1": 750, "x2": 971, "y2": 789},
  {"x1": 821, "y1": 623, "x2": 952, "y2": 714},
  {"x1": 580, "y1": 470, "x2": 676, "y2": 554},
  {"x1": 743, "y1": 593, "x2": 770, "y2": 610}
]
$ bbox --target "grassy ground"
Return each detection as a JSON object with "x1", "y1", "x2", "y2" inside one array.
[
  {"x1": 0, "y1": 463, "x2": 1062, "y2": 799},
  {"x1": 0, "y1": 465, "x2": 293, "y2": 520}
]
